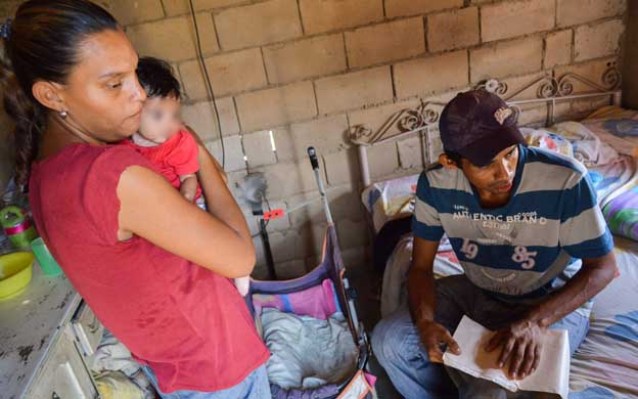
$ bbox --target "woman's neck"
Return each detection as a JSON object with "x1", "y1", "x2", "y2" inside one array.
[{"x1": 39, "y1": 113, "x2": 106, "y2": 160}]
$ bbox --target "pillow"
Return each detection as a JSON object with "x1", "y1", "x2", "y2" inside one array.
[{"x1": 361, "y1": 174, "x2": 419, "y2": 233}]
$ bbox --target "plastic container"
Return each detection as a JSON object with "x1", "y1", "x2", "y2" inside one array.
[
  {"x1": 0, "y1": 206, "x2": 38, "y2": 250},
  {"x1": 30, "y1": 237, "x2": 63, "y2": 277},
  {"x1": 0, "y1": 252, "x2": 34, "y2": 300}
]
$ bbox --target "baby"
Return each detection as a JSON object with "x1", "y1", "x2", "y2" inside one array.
[{"x1": 126, "y1": 57, "x2": 250, "y2": 296}]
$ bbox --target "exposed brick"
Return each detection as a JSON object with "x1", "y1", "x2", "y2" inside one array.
[
  {"x1": 236, "y1": 81, "x2": 317, "y2": 132},
  {"x1": 210, "y1": 49, "x2": 267, "y2": 96},
  {"x1": 574, "y1": 19, "x2": 624, "y2": 62},
  {"x1": 346, "y1": 17, "x2": 425, "y2": 68},
  {"x1": 204, "y1": 134, "x2": 246, "y2": 171},
  {"x1": 470, "y1": 37, "x2": 543, "y2": 82},
  {"x1": 275, "y1": 259, "x2": 307, "y2": 279},
  {"x1": 545, "y1": 29, "x2": 572, "y2": 69},
  {"x1": 394, "y1": 50, "x2": 469, "y2": 99},
  {"x1": 368, "y1": 140, "x2": 400, "y2": 179},
  {"x1": 322, "y1": 149, "x2": 361, "y2": 186},
  {"x1": 427, "y1": 7, "x2": 479, "y2": 52},
  {"x1": 385, "y1": 0, "x2": 462, "y2": 18},
  {"x1": 299, "y1": 0, "x2": 384, "y2": 35},
  {"x1": 179, "y1": 49, "x2": 266, "y2": 99},
  {"x1": 256, "y1": 159, "x2": 324, "y2": 198},
  {"x1": 269, "y1": 229, "x2": 308, "y2": 263},
  {"x1": 127, "y1": 14, "x2": 218, "y2": 62},
  {"x1": 274, "y1": 115, "x2": 350, "y2": 163},
  {"x1": 315, "y1": 67, "x2": 393, "y2": 115},
  {"x1": 107, "y1": 0, "x2": 164, "y2": 26},
  {"x1": 263, "y1": 34, "x2": 347, "y2": 85},
  {"x1": 215, "y1": 0, "x2": 302, "y2": 50},
  {"x1": 243, "y1": 130, "x2": 278, "y2": 168},
  {"x1": 557, "y1": 0, "x2": 626, "y2": 27},
  {"x1": 161, "y1": 0, "x2": 249, "y2": 16},
  {"x1": 348, "y1": 98, "x2": 422, "y2": 136},
  {"x1": 481, "y1": 0, "x2": 555, "y2": 42},
  {"x1": 336, "y1": 218, "x2": 368, "y2": 250},
  {"x1": 287, "y1": 183, "x2": 365, "y2": 227},
  {"x1": 182, "y1": 97, "x2": 240, "y2": 139},
  {"x1": 397, "y1": 135, "x2": 423, "y2": 169}
]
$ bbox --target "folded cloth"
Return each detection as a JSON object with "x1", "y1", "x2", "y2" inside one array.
[{"x1": 262, "y1": 308, "x2": 358, "y2": 390}]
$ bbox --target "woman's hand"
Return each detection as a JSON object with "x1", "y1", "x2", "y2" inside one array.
[{"x1": 485, "y1": 319, "x2": 545, "y2": 380}]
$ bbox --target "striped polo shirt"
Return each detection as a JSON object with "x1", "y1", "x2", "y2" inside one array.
[{"x1": 413, "y1": 144, "x2": 613, "y2": 300}]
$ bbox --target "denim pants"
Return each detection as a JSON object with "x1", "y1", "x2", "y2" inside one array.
[
  {"x1": 371, "y1": 275, "x2": 589, "y2": 399},
  {"x1": 142, "y1": 365, "x2": 271, "y2": 399}
]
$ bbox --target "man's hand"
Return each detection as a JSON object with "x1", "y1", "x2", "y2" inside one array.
[
  {"x1": 485, "y1": 319, "x2": 546, "y2": 380},
  {"x1": 417, "y1": 320, "x2": 461, "y2": 363}
]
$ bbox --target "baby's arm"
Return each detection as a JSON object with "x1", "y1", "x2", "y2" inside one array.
[{"x1": 179, "y1": 174, "x2": 198, "y2": 202}]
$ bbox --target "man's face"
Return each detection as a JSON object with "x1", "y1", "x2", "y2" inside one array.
[{"x1": 460, "y1": 145, "x2": 519, "y2": 198}]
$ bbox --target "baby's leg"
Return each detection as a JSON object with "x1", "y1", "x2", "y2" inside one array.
[{"x1": 234, "y1": 276, "x2": 250, "y2": 296}]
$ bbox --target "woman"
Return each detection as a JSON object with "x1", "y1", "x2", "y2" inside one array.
[{"x1": 0, "y1": 1, "x2": 270, "y2": 398}]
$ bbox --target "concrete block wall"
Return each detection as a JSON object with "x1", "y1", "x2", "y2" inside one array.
[
  {"x1": 0, "y1": 1, "x2": 627, "y2": 277},
  {"x1": 103, "y1": 0, "x2": 628, "y2": 278}
]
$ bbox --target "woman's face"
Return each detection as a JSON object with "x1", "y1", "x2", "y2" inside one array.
[{"x1": 58, "y1": 29, "x2": 146, "y2": 142}]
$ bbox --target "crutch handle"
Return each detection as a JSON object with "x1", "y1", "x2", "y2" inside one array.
[{"x1": 307, "y1": 147, "x2": 319, "y2": 170}]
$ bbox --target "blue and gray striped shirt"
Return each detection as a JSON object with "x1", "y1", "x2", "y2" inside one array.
[{"x1": 413, "y1": 145, "x2": 613, "y2": 300}]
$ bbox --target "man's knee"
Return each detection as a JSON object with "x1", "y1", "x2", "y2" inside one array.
[{"x1": 371, "y1": 310, "x2": 413, "y2": 366}]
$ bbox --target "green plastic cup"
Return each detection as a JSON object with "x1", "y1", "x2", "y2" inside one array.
[{"x1": 30, "y1": 237, "x2": 63, "y2": 277}]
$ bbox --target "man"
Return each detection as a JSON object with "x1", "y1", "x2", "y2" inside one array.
[{"x1": 371, "y1": 90, "x2": 618, "y2": 399}]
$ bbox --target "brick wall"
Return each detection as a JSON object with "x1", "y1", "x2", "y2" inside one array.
[{"x1": 104, "y1": 0, "x2": 628, "y2": 278}]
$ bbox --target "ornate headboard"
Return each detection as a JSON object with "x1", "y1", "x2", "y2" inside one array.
[{"x1": 348, "y1": 65, "x2": 622, "y2": 187}]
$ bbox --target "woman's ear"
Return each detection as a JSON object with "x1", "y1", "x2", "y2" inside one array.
[
  {"x1": 439, "y1": 153, "x2": 458, "y2": 170},
  {"x1": 32, "y1": 81, "x2": 66, "y2": 113}
]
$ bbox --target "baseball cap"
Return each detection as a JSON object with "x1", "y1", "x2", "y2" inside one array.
[{"x1": 439, "y1": 90, "x2": 525, "y2": 167}]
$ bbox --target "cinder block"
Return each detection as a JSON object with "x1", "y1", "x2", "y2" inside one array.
[
  {"x1": 470, "y1": 37, "x2": 543, "y2": 82},
  {"x1": 481, "y1": 0, "x2": 555, "y2": 43},
  {"x1": 397, "y1": 135, "x2": 423, "y2": 169},
  {"x1": 215, "y1": 0, "x2": 302, "y2": 50},
  {"x1": 256, "y1": 159, "x2": 325, "y2": 199},
  {"x1": 315, "y1": 66, "x2": 393, "y2": 115},
  {"x1": 235, "y1": 81, "x2": 317, "y2": 131},
  {"x1": 275, "y1": 259, "x2": 308, "y2": 279},
  {"x1": 394, "y1": 50, "x2": 469, "y2": 99},
  {"x1": 126, "y1": 13, "x2": 218, "y2": 62},
  {"x1": 347, "y1": 98, "x2": 422, "y2": 137},
  {"x1": 299, "y1": 0, "x2": 383, "y2": 34},
  {"x1": 181, "y1": 97, "x2": 240, "y2": 138},
  {"x1": 557, "y1": 0, "x2": 626, "y2": 27},
  {"x1": 545, "y1": 29, "x2": 572, "y2": 69},
  {"x1": 346, "y1": 17, "x2": 425, "y2": 68},
  {"x1": 162, "y1": 0, "x2": 249, "y2": 16},
  {"x1": 243, "y1": 130, "x2": 278, "y2": 168},
  {"x1": 574, "y1": 19, "x2": 624, "y2": 62},
  {"x1": 336, "y1": 218, "x2": 369, "y2": 250},
  {"x1": 179, "y1": 48, "x2": 267, "y2": 98},
  {"x1": 427, "y1": 7, "x2": 479, "y2": 52},
  {"x1": 263, "y1": 34, "x2": 347, "y2": 85},
  {"x1": 274, "y1": 115, "x2": 350, "y2": 163},
  {"x1": 385, "y1": 0, "x2": 462, "y2": 18},
  {"x1": 287, "y1": 183, "x2": 365, "y2": 228},
  {"x1": 107, "y1": 0, "x2": 164, "y2": 26},
  {"x1": 322, "y1": 149, "x2": 362, "y2": 186},
  {"x1": 554, "y1": 57, "x2": 620, "y2": 92},
  {"x1": 368, "y1": 140, "x2": 400, "y2": 180},
  {"x1": 204, "y1": 134, "x2": 246, "y2": 171}
]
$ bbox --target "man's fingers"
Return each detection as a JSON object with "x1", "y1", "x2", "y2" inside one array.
[
  {"x1": 497, "y1": 338, "x2": 515, "y2": 368},
  {"x1": 486, "y1": 331, "x2": 504, "y2": 352},
  {"x1": 531, "y1": 345, "x2": 541, "y2": 374},
  {"x1": 427, "y1": 346, "x2": 444, "y2": 363},
  {"x1": 508, "y1": 342, "x2": 526, "y2": 379},
  {"x1": 519, "y1": 343, "x2": 536, "y2": 378},
  {"x1": 442, "y1": 330, "x2": 461, "y2": 354}
]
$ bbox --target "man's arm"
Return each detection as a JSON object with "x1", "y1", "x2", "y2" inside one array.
[
  {"x1": 408, "y1": 236, "x2": 461, "y2": 363},
  {"x1": 487, "y1": 252, "x2": 617, "y2": 379}
]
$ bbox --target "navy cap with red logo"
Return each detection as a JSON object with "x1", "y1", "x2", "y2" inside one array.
[{"x1": 439, "y1": 90, "x2": 525, "y2": 167}]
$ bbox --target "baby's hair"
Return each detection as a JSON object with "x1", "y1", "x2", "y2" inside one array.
[{"x1": 136, "y1": 57, "x2": 181, "y2": 100}]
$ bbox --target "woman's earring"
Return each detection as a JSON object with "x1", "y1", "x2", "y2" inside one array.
[{"x1": 60, "y1": 110, "x2": 68, "y2": 118}]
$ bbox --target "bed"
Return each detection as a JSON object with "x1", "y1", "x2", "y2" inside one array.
[{"x1": 348, "y1": 68, "x2": 638, "y2": 398}]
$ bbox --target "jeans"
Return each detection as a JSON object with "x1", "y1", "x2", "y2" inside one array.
[
  {"x1": 142, "y1": 365, "x2": 272, "y2": 399},
  {"x1": 371, "y1": 275, "x2": 590, "y2": 399}
]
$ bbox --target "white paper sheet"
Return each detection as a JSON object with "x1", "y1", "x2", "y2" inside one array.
[{"x1": 443, "y1": 316, "x2": 570, "y2": 399}]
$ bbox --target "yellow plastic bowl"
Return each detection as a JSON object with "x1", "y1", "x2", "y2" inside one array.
[{"x1": 0, "y1": 252, "x2": 34, "y2": 300}]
